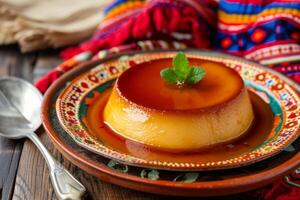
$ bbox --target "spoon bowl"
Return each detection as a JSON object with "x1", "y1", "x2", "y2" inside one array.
[{"x1": 0, "y1": 77, "x2": 42, "y2": 138}]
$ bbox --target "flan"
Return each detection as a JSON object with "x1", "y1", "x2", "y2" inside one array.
[{"x1": 103, "y1": 57, "x2": 254, "y2": 151}]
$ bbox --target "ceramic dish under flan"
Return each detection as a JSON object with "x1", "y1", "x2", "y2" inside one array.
[
  {"x1": 42, "y1": 59, "x2": 300, "y2": 196},
  {"x1": 104, "y1": 58, "x2": 254, "y2": 151},
  {"x1": 55, "y1": 51, "x2": 300, "y2": 171}
]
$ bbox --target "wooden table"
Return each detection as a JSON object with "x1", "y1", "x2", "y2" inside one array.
[{"x1": 0, "y1": 46, "x2": 254, "y2": 200}]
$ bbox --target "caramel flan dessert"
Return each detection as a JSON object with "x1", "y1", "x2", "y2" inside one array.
[{"x1": 103, "y1": 53, "x2": 254, "y2": 151}]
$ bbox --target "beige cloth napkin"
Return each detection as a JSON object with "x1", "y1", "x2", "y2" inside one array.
[{"x1": 0, "y1": 0, "x2": 109, "y2": 52}]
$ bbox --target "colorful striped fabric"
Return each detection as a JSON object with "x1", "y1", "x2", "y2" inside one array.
[
  {"x1": 216, "y1": 0, "x2": 300, "y2": 83},
  {"x1": 60, "y1": 0, "x2": 217, "y2": 59},
  {"x1": 217, "y1": 0, "x2": 300, "y2": 60}
]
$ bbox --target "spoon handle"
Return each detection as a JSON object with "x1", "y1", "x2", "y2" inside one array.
[{"x1": 27, "y1": 132, "x2": 86, "y2": 200}]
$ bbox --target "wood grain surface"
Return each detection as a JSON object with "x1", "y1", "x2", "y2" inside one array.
[
  {"x1": 0, "y1": 46, "x2": 253, "y2": 200},
  {"x1": 0, "y1": 45, "x2": 36, "y2": 200}
]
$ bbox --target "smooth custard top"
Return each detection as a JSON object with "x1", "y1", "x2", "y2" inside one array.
[{"x1": 117, "y1": 58, "x2": 244, "y2": 110}]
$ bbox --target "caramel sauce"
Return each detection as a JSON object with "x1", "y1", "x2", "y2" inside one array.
[
  {"x1": 117, "y1": 59, "x2": 243, "y2": 110},
  {"x1": 83, "y1": 88, "x2": 274, "y2": 163}
]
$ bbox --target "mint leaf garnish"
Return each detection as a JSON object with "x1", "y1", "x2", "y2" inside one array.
[
  {"x1": 160, "y1": 68, "x2": 178, "y2": 84},
  {"x1": 160, "y1": 52, "x2": 206, "y2": 86},
  {"x1": 186, "y1": 66, "x2": 206, "y2": 85},
  {"x1": 173, "y1": 52, "x2": 190, "y2": 77}
]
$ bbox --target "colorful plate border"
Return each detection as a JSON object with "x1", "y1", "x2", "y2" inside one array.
[{"x1": 55, "y1": 51, "x2": 300, "y2": 170}]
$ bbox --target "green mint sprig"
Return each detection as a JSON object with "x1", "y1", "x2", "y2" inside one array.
[{"x1": 160, "y1": 52, "x2": 206, "y2": 86}]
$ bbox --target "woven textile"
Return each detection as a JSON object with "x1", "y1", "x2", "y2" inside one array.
[
  {"x1": 216, "y1": 0, "x2": 300, "y2": 82},
  {"x1": 60, "y1": 0, "x2": 217, "y2": 59}
]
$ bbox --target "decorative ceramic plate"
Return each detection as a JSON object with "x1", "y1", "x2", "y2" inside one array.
[
  {"x1": 55, "y1": 51, "x2": 300, "y2": 171},
  {"x1": 42, "y1": 51, "x2": 300, "y2": 196}
]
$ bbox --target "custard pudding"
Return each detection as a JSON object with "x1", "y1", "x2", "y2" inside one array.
[{"x1": 103, "y1": 57, "x2": 254, "y2": 151}]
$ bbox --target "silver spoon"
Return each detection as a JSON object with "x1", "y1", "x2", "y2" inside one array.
[{"x1": 0, "y1": 76, "x2": 86, "y2": 200}]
